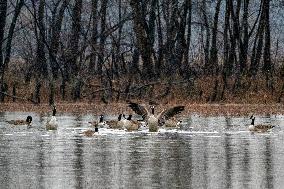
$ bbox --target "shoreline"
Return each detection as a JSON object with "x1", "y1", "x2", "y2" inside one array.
[{"x1": 1, "y1": 102, "x2": 284, "y2": 116}]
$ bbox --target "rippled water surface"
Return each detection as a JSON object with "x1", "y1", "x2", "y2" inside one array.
[{"x1": 0, "y1": 112, "x2": 284, "y2": 189}]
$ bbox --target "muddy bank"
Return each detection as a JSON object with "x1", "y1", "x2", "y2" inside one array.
[{"x1": 1, "y1": 102, "x2": 284, "y2": 117}]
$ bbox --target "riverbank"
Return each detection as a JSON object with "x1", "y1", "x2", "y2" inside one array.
[{"x1": 1, "y1": 102, "x2": 284, "y2": 116}]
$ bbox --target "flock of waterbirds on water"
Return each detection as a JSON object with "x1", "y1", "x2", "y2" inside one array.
[{"x1": 4, "y1": 102, "x2": 276, "y2": 136}]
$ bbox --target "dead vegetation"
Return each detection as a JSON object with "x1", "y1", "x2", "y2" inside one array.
[
  {"x1": 2, "y1": 61, "x2": 284, "y2": 115},
  {"x1": 2, "y1": 71, "x2": 284, "y2": 104},
  {"x1": 1, "y1": 102, "x2": 284, "y2": 117}
]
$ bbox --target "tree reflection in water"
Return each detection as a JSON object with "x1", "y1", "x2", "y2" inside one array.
[{"x1": 0, "y1": 113, "x2": 282, "y2": 188}]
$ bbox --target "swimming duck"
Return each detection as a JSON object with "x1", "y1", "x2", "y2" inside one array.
[
  {"x1": 46, "y1": 106, "x2": 58, "y2": 130},
  {"x1": 248, "y1": 115, "x2": 274, "y2": 132},
  {"x1": 7, "y1": 116, "x2": 33, "y2": 127},
  {"x1": 128, "y1": 102, "x2": 185, "y2": 132}
]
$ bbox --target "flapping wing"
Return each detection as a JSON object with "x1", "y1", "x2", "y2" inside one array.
[
  {"x1": 157, "y1": 106, "x2": 185, "y2": 122},
  {"x1": 128, "y1": 102, "x2": 149, "y2": 121}
]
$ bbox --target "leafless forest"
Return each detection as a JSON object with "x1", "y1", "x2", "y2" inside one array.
[{"x1": 0, "y1": 0, "x2": 284, "y2": 105}]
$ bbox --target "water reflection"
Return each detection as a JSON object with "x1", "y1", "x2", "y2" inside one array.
[
  {"x1": 264, "y1": 137, "x2": 274, "y2": 189},
  {"x1": 0, "y1": 113, "x2": 283, "y2": 188},
  {"x1": 74, "y1": 138, "x2": 84, "y2": 189},
  {"x1": 225, "y1": 135, "x2": 233, "y2": 189},
  {"x1": 241, "y1": 138, "x2": 250, "y2": 189}
]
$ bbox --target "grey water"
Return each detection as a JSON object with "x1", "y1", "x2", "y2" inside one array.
[{"x1": 0, "y1": 112, "x2": 284, "y2": 189}]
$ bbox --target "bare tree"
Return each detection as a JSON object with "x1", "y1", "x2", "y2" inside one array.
[
  {"x1": 97, "y1": 0, "x2": 108, "y2": 75},
  {"x1": 262, "y1": 0, "x2": 272, "y2": 75},
  {"x1": 130, "y1": 0, "x2": 156, "y2": 80},
  {"x1": 89, "y1": 0, "x2": 99, "y2": 72},
  {"x1": 209, "y1": 0, "x2": 222, "y2": 75},
  {"x1": 250, "y1": 0, "x2": 265, "y2": 76},
  {"x1": 0, "y1": 0, "x2": 282, "y2": 103},
  {"x1": 184, "y1": 0, "x2": 192, "y2": 71},
  {"x1": 262, "y1": 0, "x2": 273, "y2": 90},
  {"x1": 201, "y1": 0, "x2": 210, "y2": 74},
  {"x1": 223, "y1": 0, "x2": 231, "y2": 77},
  {"x1": 50, "y1": 0, "x2": 68, "y2": 79},
  {"x1": 0, "y1": 0, "x2": 8, "y2": 101},
  {"x1": 64, "y1": 0, "x2": 83, "y2": 77},
  {"x1": 175, "y1": 0, "x2": 192, "y2": 75},
  {"x1": 0, "y1": 0, "x2": 24, "y2": 102},
  {"x1": 239, "y1": 0, "x2": 249, "y2": 75},
  {"x1": 0, "y1": 0, "x2": 7, "y2": 72}
]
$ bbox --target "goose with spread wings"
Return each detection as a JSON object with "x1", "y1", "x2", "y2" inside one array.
[{"x1": 128, "y1": 102, "x2": 185, "y2": 132}]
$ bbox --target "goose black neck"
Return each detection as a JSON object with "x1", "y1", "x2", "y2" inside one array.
[
  {"x1": 118, "y1": 114, "x2": 122, "y2": 121},
  {"x1": 127, "y1": 115, "x2": 132, "y2": 120},
  {"x1": 52, "y1": 108, "x2": 56, "y2": 116},
  {"x1": 251, "y1": 117, "x2": 255, "y2": 125},
  {"x1": 99, "y1": 115, "x2": 104, "y2": 123},
  {"x1": 151, "y1": 107, "x2": 155, "y2": 114},
  {"x1": 95, "y1": 127, "x2": 99, "y2": 132}
]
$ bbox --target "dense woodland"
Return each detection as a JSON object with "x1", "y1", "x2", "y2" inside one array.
[{"x1": 0, "y1": 0, "x2": 284, "y2": 105}]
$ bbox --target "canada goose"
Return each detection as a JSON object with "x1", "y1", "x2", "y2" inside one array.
[
  {"x1": 124, "y1": 115, "x2": 140, "y2": 131},
  {"x1": 82, "y1": 130, "x2": 95, "y2": 137},
  {"x1": 90, "y1": 115, "x2": 108, "y2": 128},
  {"x1": 128, "y1": 102, "x2": 185, "y2": 132},
  {"x1": 107, "y1": 114, "x2": 139, "y2": 131},
  {"x1": 81, "y1": 127, "x2": 99, "y2": 137},
  {"x1": 249, "y1": 115, "x2": 274, "y2": 132},
  {"x1": 164, "y1": 118, "x2": 182, "y2": 128},
  {"x1": 6, "y1": 116, "x2": 33, "y2": 126},
  {"x1": 46, "y1": 106, "x2": 58, "y2": 130},
  {"x1": 107, "y1": 114, "x2": 124, "y2": 129}
]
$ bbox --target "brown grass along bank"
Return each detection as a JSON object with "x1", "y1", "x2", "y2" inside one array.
[{"x1": 1, "y1": 102, "x2": 284, "y2": 117}]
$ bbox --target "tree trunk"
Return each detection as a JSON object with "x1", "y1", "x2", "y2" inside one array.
[
  {"x1": 201, "y1": 0, "x2": 210, "y2": 74},
  {"x1": 97, "y1": 0, "x2": 108, "y2": 75},
  {"x1": 239, "y1": 0, "x2": 249, "y2": 74},
  {"x1": 115, "y1": 0, "x2": 122, "y2": 76},
  {"x1": 249, "y1": 0, "x2": 265, "y2": 76},
  {"x1": 184, "y1": 0, "x2": 192, "y2": 71},
  {"x1": 31, "y1": 0, "x2": 46, "y2": 104},
  {"x1": 164, "y1": 0, "x2": 178, "y2": 75},
  {"x1": 262, "y1": 0, "x2": 271, "y2": 74},
  {"x1": 227, "y1": 0, "x2": 240, "y2": 76},
  {"x1": 36, "y1": 0, "x2": 47, "y2": 78},
  {"x1": 50, "y1": 0, "x2": 68, "y2": 78},
  {"x1": 175, "y1": 0, "x2": 190, "y2": 75},
  {"x1": 68, "y1": 0, "x2": 83, "y2": 76},
  {"x1": 130, "y1": 0, "x2": 155, "y2": 80},
  {"x1": 262, "y1": 0, "x2": 272, "y2": 90},
  {"x1": 223, "y1": 0, "x2": 231, "y2": 77},
  {"x1": 209, "y1": 0, "x2": 222, "y2": 75},
  {"x1": 3, "y1": 0, "x2": 24, "y2": 68},
  {"x1": 156, "y1": 1, "x2": 164, "y2": 76},
  {"x1": 89, "y1": 0, "x2": 98, "y2": 72},
  {"x1": 1, "y1": 0, "x2": 24, "y2": 102},
  {"x1": 12, "y1": 83, "x2": 16, "y2": 102},
  {"x1": 0, "y1": 0, "x2": 7, "y2": 102},
  {"x1": 0, "y1": 0, "x2": 7, "y2": 71},
  {"x1": 72, "y1": 76, "x2": 82, "y2": 101}
]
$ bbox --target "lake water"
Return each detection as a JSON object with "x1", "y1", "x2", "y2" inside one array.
[{"x1": 0, "y1": 112, "x2": 284, "y2": 189}]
